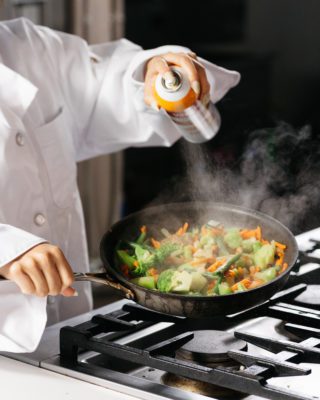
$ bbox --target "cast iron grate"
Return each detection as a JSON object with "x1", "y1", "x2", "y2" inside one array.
[{"x1": 60, "y1": 283, "x2": 320, "y2": 400}]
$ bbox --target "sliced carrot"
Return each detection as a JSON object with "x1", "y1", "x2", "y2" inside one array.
[
  {"x1": 226, "y1": 277, "x2": 235, "y2": 286},
  {"x1": 240, "y1": 229, "x2": 256, "y2": 239},
  {"x1": 275, "y1": 241, "x2": 287, "y2": 250},
  {"x1": 276, "y1": 254, "x2": 284, "y2": 266},
  {"x1": 207, "y1": 258, "x2": 226, "y2": 272},
  {"x1": 140, "y1": 225, "x2": 147, "y2": 233},
  {"x1": 241, "y1": 226, "x2": 262, "y2": 241},
  {"x1": 176, "y1": 227, "x2": 183, "y2": 236},
  {"x1": 225, "y1": 269, "x2": 236, "y2": 278},
  {"x1": 148, "y1": 267, "x2": 158, "y2": 276},
  {"x1": 182, "y1": 222, "x2": 189, "y2": 234},
  {"x1": 231, "y1": 278, "x2": 251, "y2": 292},
  {"x1": 248, "y1": 279, "x2": 264, "y2": 289},
  {"x1": 176, "y1": 222, "x2": 189, "y2": 236},
  {"x1": 262, "y1": 239, "x2": 270, "y2": 245},
  {"x1": 191, "y1": 257, "x2": 213, "y2": 266},
  {"x1": 151, "y1": 238, "x2": 161, "y2": 249},
  {"x1": 280, "y1": 262, "x2": 288, "y2": 273},
  {"x1": 133, "y1": 260, "x2": 139, "y2": 268},
  {"x1": 256, "y1": 226, "x2": 262, "y2": 241}
]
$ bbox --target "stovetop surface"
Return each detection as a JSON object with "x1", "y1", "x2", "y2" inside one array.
[{"x1": 3, "y1": 228, "x2": 320, "y2": 400}]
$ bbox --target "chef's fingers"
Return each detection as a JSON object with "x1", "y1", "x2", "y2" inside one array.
[
  {"x1": 61, "y1": 287, "x2": 78, "y2": 297},
  {"x1": 144, "y1": 56, "x2": 171, "y2": 109},
  {"x1": 147, "y1": 55, "x2": 171, "y2": 76},
  {"x1": 50, "y1": 246, "x2": 74, "y2": 294},
  {"x1": 161, "y1": 52, "x2": 200, "y2": 97},
  {"x1": 187, "y1": 53, "x2": 210, "y2": 102},
  {"x1": 8, "y1": 262, "x2": 36, "y2": 295},
  {"x1": 193, "y1": 61, "x2": 211, "y2": 103},
  {"x1": 38, "y1": 252, "x2": 63, "y2": 296},
  {"x1": 23, "y1": 258, "x2": 49, "y2": 297}
]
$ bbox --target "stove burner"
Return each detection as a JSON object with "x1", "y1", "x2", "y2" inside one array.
[
  {"x1": 176, "y1": 330, "x2": 247, "y2": 363},
  {"x1": 293, "y1": 285, "x2": 320, "y2": 309},
  {"x1": 162, "y1": 372, "x2": 244, "y2": 398}
]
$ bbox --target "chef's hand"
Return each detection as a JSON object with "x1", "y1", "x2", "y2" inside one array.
[
  {"x1": 144, "y1": 52, "x2": 211, "y2": 110},
  {"x1": 0, "y1": 243, "x2": 76, "y2": 297}
]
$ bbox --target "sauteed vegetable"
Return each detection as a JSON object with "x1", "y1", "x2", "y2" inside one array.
[{"x1": 116, "y1": 221, "x2": 288, "y2": 296}]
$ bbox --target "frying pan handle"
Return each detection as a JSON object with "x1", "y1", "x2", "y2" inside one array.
[
  {"x1": 0, "y1": 273, "x2": 135, "y2": 300},
  {"x1": 73, "y1": 272, "x2": 135, "y2": 299}
]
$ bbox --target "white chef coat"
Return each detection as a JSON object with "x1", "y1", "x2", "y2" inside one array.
[{"x1": 0, "y1": 18, "x2": 240, "y2": 353}]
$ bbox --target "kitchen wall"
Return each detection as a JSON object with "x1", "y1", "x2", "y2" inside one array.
[
  {"x1": 246, "y1": 0, "x2": 320, "y2": 124},
  {"x1": 0, "y1": 0, "x2": 67, "y2": 29}
]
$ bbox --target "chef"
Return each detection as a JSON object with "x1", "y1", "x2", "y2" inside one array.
[{"x1": 0, "y1": 17, "x2": 240, "y2": 353}]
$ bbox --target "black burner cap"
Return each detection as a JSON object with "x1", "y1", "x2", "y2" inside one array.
[{"x1": 176, "y1": 330, "x2": 247, "y2": 363}]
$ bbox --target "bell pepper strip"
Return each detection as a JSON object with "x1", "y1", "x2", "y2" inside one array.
[{"x1": 120, "y1": 264, "x2": 130, "y2": 277}]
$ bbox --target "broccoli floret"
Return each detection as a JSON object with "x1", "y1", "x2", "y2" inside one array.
[
  {"x1": 242, "y1": 237, "x2": 257, "y2": 253},
  {"x1": 253, "y1": 242, "x2": 275, "y2": 270},
  {"x1": 224, "y1": 228, "x2": 242, "y2": 249},
  {"x1": 155, "y1": 242, "x2": 180, "y2": 263},
  {"x1": 157, "y1": 269, "x2": 175, "y2": 292},
  {"x1": 128, "y1": 241, "x2": 180, "y2": 276}
]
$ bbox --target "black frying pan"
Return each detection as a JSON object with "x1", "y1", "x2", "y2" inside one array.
[{"x1": 98, "y1": 202, "x2": 299, "y2": 318}]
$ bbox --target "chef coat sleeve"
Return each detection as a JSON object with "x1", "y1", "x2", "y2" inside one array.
[
  {"x1": 0, "y1": 224, "x2": 46, "y2": 269},
  {"x1": 0, "y1": 224, "x2": 47, "y2": 353},
  {"x1": 45, "y1": 27, "x2": 240, "y2": 161}
]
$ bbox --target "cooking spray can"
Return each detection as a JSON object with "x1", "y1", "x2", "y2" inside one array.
[{"x1": 153, "y1": 67, "x2": 220, "y2": 143}]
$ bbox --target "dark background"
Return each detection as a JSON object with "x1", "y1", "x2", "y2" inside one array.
[{"x1": 123, "y1": 0, "x2": 320, "y2": 233}]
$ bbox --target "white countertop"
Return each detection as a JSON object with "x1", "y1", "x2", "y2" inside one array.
[{"x1": 0, "y1": 355, "x2": 139, "y2": 400}]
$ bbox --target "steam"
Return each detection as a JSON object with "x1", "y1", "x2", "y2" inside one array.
[{"x1": 150, "y1": 122, "x2": 320, "y2": 234}]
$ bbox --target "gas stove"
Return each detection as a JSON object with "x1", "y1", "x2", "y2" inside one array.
[{"x1": 3, "y1": 228, "x2": 320, "y2": 400}]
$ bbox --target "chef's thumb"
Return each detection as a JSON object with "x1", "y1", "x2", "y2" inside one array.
[{"x1": 61, "y1": 287, "x2": 78, "y2": 297}]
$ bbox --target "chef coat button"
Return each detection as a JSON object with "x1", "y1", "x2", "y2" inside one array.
[
  {"x1": 48, "y1": 296, "x2": 56, "y2": 305},
  {"x1": 16, "y1": 132, "x2": 25, "y2": 146},
  {"x1": 34, "y1": 213, "x2": 46, "y2": 226}
]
